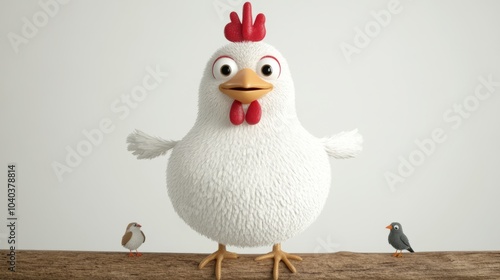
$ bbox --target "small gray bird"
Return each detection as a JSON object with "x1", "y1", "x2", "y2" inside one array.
[{"x1": 386, "y1": 222, "x2": 414, "y2": 257}]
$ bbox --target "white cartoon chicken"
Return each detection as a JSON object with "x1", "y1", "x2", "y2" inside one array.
[{"x1": 127, "y1": 2, "x2": 362, "y2": 279}]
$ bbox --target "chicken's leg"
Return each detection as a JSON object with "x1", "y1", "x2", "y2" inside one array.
[
  {"x1": 199, "y1": 243, "x2": 238, "y2": 280},
  {"x1": 255, "y1": 243, "x2": 302, "y2": 280}
]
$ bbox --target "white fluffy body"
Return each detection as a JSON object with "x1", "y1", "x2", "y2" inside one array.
[{"x1": 128, "y1": 42, "x2": 362, "y2": 248}]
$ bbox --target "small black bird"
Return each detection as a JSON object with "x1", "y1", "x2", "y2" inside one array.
[{"x1": 386, "y1": 222, "x2": 414, "y2": 257}]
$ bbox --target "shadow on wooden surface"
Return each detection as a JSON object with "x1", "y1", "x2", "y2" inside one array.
[{"x1": 1, "y1": 250, "x2": 499, "y2": 279}]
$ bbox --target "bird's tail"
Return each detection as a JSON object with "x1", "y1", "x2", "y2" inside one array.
[
  {"x1": 127, "y1": 130, "x2": 177, "y2": 159},
  {"x1": 320, "y1": 129, "x2": 363, "y2": 159},
  {"x1": 408, "y1": 247, "x2": 415, "y2": 253}
]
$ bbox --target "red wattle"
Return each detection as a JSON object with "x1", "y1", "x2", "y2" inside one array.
[
  {"x1": 246, "y1": 100, "x2": 261, "y2": 125},
  {"x1": 230, "y1": 100, "x2": 244, "y2": 125}
]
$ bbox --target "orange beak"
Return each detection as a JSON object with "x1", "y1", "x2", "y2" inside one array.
[
  {"x1": 386, "y1": 225, "x2": 393, "y2": 230},
  {"x1": 219, "y1": 68, "x2": 273, "y2": 104}
]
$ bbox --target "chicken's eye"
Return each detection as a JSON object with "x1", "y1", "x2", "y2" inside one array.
[
  {"x1": 257, "y1": 56, "x2": 280, "y2": 80},
  {"x1": 394, "y1": 225, "x2": 399, "y2": 230},
  {"x1": 212, "y1": 56, "x2": 238, "y2": 80},
  {"x1": 221, "y1": 65, "x2": 231, "y2": 76},
  {"x1": 261, "y1": 65, "x2": 272, "y2": 76}
]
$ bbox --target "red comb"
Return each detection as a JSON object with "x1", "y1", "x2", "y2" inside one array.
[{"x1": 224, "y1": 2, "x2": 266, "y2": 42}]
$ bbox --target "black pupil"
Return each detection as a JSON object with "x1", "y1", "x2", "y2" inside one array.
[
  {"x1": 221, "y1": 65, "x2": 231, "y2": 76},
  {"x1": 261, "y1": 65, "x2": 272, "y2": 76}
]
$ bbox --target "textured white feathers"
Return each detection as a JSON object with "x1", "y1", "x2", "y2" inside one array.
[
  {"x1": 320, "y1": 129, "x2": 363, "y2": 159},
  {"x1": 127, "y1": 42, "x2": 362, "y2": 248},
  {"x1": 127, "y1": 129, "x2": 177, "y2": 159},
  {"x1": 167, "y1": 122, "x2": 332, "y2": 247}
]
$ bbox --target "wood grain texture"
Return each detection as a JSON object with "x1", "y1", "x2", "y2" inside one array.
[{"x1": 1, "y1": 250, "x2": 499, "y2": 279}]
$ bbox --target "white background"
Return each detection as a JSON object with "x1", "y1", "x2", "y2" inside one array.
[{"x1": 1, "y1": 0, "x2": 499, "y2": 254}]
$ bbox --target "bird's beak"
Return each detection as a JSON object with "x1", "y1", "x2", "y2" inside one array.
[
  {"x1": 219, "y1": 68, "x2": 273, "y2": 104},
  {"x1": 386, "y1": 225, "x2": 393, "y2": 230},
  {"x1": 137, "y1": 224, "x2": 142, "y2": 228}
]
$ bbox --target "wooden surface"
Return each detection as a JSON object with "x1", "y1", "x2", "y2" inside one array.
[{"x1": 1, "y1": 250, "x2": 499, "y2": 279}]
